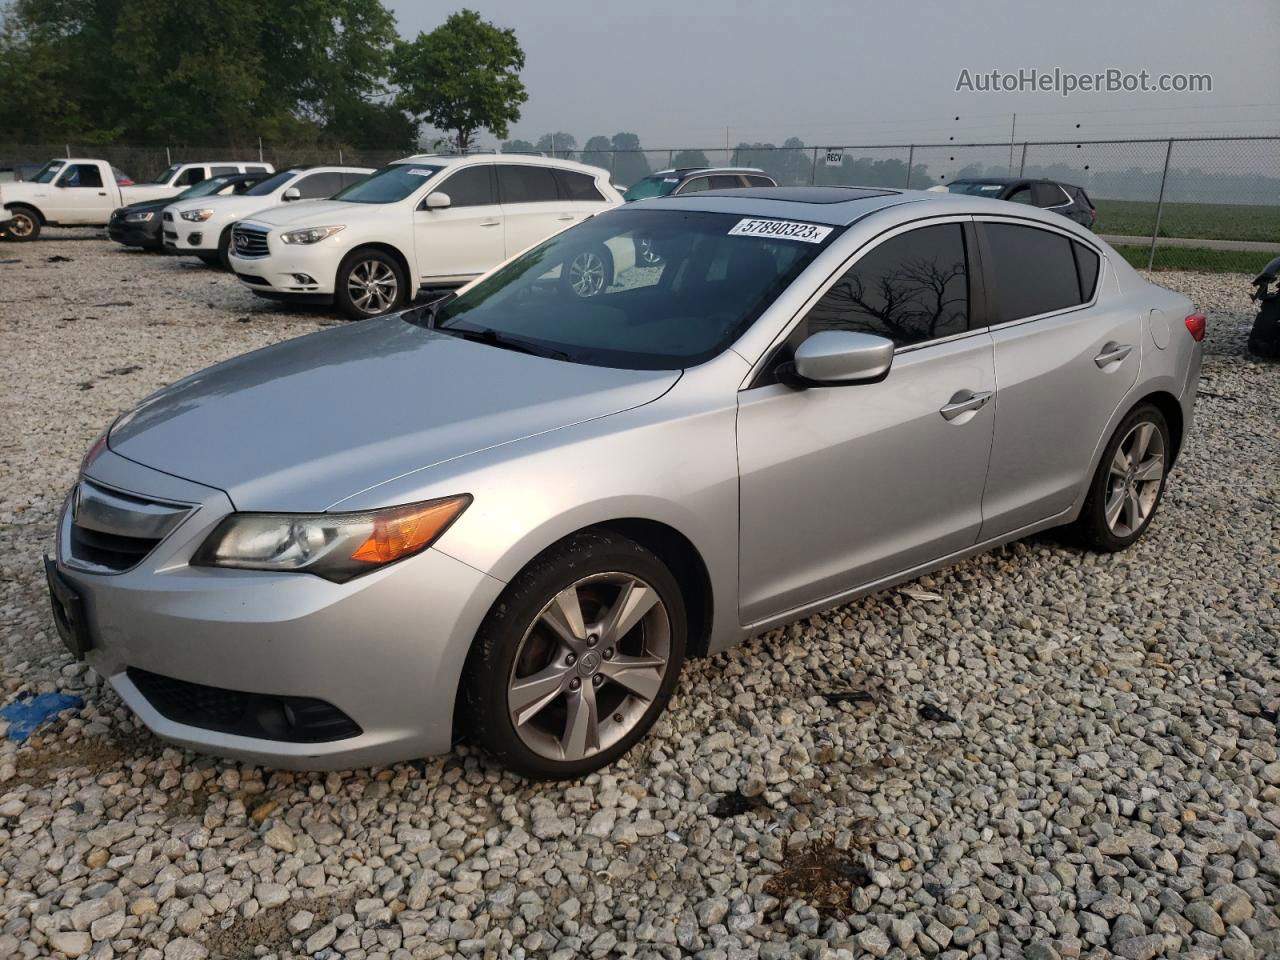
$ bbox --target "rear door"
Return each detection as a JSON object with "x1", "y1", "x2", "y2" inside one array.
[
  {"x1": 415, "y1": 164, "x2": 504, "y2": 281},
  {"x1": 497, "y1": 163, "x2": 573, "y2": 257},
  {"x1": 977, "y1": 219, "x2": 1136, "y2": 537}
]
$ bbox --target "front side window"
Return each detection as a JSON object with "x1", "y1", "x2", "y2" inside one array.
[
  {"x1": 622, "y1": 176, "x2": 680, "y2": 201},
  {"x1": 432, "y1": 166, "x2": 495, "y2": 207},
  {"x1": 496, "y1": 164, "x2": 559, "y2": 204},
  {"x1": 293, "y1": 171, "x2": 344, "y2": 199},
  {"x1": 981, "y1": 222, "x2": 1084, "y2": 322},
  {"x1": 178, "y1": 167, "x2": 207, "y2": 186},
  {"x1": 797, "y1": 223, "x2": 970, "y2": 348},
  {"x1": 427, "y1": 208, "x2": 838, "y2": 370},
  {"x1": 59, "y1": 164, "x2": 103, "y2": 188},
  {"x1": 330, "y1": 164, "x2": 442, "y2": 204}
]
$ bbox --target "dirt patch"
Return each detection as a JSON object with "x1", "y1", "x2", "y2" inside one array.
[
  {"x1": 4, "y1": 736, "x2": 129, "y2": 789},
  {"x1": 203, "y1": 891, "x2": 355, "y2": 960},
  {"x1": 764, "y1": 839, "x2": 874, "y2": 916}
]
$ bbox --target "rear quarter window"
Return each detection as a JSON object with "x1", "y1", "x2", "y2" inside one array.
[
  {"x1": 981, "y1": 222, "x2": 1083, "y2": 323},
  {"x1": 1073, "y1": 242, "x2": 1100, "y2": 300},
  {"x1": 554, "y1": 169, "x2": 606, "y2": 202}
]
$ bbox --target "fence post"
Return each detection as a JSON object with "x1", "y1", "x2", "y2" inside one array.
[
  {"x1": 809, "y1": 147, "x2": 818, "y2": 185},
  {"x1": 609, "y1": 151, "x2": 616, "y2": 177},
  {"x1": 905, "y1": 145, "x2": 914, "y2": 188},
  {"x1": 65, "y1": 144, "x2": 71, "y2": 158},
  {"x1": 1148, "y1": 139, "x2": 1174, "y2": 271},
  {"x1": 668, "y1": 149, "x2": 673, "y2": 168},
  {"x1": 258, "y1": 137, "x2": 263, "y2": 163},
  {"x1": 339, "y1": 148, "x2": 344, "y2": 164},
  {"x1": 1018, "y1": 142, "x2": 1027, "y2": 177},
  {"x1": 165, "y1": 146, "x2": 172, "y2": 166}
]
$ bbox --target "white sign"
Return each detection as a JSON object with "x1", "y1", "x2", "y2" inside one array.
[
  {"x1": 824, "y1": 148, "x2": 844, "y2": 165},
  {"x1": 728, "y1": 218, "x2": 833, "y2": 244}
]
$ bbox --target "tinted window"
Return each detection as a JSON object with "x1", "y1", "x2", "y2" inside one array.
[
  {"x1": 245, "y1": 164, "x2": 270, "y2": 172},
  {"x1": 435, "y1": 166, "x2": 495, "y2": 207},
  {"x1": 708, "y1": 175, "x2": 742, "y2": 190},
  {"x1": 622, "y1": 176, "x2": 679, "y2": 201},
  {"x1": 211, "y1": 165, "x2": 239, "y2": 176},
  {"x1": 1006, "y1": 186, "x2": 1033, "y2": 205},
  {"x1": 178, "y1": 167, "x2": 206, "y2": 186},
  {"x1": 799, "y1": 224, "x2": 969, "y2": 347},
  {"x1": 745, "y1": 175, "x2": 774, "y2": 187},
  {"x1": 330, "y1": 164, "x2": 438, "y2": 204},
  {"x1": 1073, "y1": 242, "x2": 1100, "y2": 300},
  {"x1": 983, "y1": 223, "x2": 1082, "y2": 322},
  {"x1": 60, "y1": 164, "x2": 103, "y2": 188},
  {"x1": 1032, "y1": 182, "x2": 1068, "y2": 207},
  {"x1": 294, "y1": 171, "x2": 344, "y2": 199},
  {"x1": 497, "y1": 164, "x2": 559, "y2": 203},
  {"x1": 678, "y1": 177, "x2": 711, "y2": 193},
  {"x1": 555, "y1": 169, "x2": 605, "y2": 202}
]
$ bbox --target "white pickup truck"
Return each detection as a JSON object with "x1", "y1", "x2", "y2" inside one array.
[{"x1": 0, "y1": 158, "x2": 274, "y2": 240}]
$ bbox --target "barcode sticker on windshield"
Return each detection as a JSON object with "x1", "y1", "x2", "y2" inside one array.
[
  {"x1": 405, "y1": 168, "x2": 435, "y2": 177},
  {"x1": 728, "y1": 218, "x2": 832, "y2": 243}
]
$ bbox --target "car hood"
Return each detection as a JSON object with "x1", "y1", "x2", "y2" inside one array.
[
  {"x1": 107, "y1": 315, "x2": 679, "y2": 512},
  {"x1": 242, "y1": 200, "x2": 356, "y2": 227},
  {"x1": 117, "y1": 197, "x2": 171, "y2": 215},
  {"x1": 0, "y1": 181, "x2": 44, "y2": 204}
]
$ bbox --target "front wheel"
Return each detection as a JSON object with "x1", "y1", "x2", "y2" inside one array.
[
  {"x1": 335, "y1": 249, "x2": 408, "y2": 320},
  {"x1": 563, "y1": 245, "x2": 613, "y2": 299},
  {"x1": 462, "y1": 531, "x2": 686, "y2": 780},
  {"x1": 216, "y1": 227, "x2": 234, "y2": 270},
  {"x1": 5, "y1": 207, "x2": 40, "y2": 242},
  {"x1": 1070, "y1": 403, "x2": 1170, "y2": 551}
]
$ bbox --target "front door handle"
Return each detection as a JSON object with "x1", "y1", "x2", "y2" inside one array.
[
  {"x1": 479, "y1": 219, "x2": 501, "y2": 227},
  {"x1": 939, "y1": 389, "x2": 993, "y2": 422},
  {"x1": 1094, "y1": 342, "x2": 1133, "y2": 368},
  {"x1": 557, "y1": 214, "x2": 575, "y2": 221}
]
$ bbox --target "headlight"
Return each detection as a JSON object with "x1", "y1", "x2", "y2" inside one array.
[
  {"x1": 124, "y1": 211, "x2": 154, "y2": 223},
  {"x1": 280, "y1": 225, "x2": 345, "y2": 245},
  {"x1": 180, "y1": 209, "x2": 214, "y2": 222},
  {"x1": 191, "y1": 495, "x2": 471, "y2": 583}
]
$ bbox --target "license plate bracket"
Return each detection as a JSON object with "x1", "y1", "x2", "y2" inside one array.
[{"x1": 44, "y1": 557, "x2": 92, "y2": 660}]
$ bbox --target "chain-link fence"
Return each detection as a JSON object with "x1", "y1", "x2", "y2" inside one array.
[{"x1": 4, "y1": 136, "x2": 1276, "y2": 271}]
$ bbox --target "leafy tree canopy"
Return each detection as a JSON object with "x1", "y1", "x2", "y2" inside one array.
[{"x1": 501, "y1": 139, "x2": 536, "y2": 154}]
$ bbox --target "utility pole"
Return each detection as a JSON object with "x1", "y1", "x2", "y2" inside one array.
[{"x1": 1008, "y1": 113, "x2": 1017, "y2": 175}]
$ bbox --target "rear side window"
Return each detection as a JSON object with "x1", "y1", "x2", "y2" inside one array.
[
  {"x1": 1005, "y1": 186, "x2": 1033, "y2": 205},
  {"x1": 1073, "y1": 242, "x2": 1100, "y2": 300},
  {"x1": 554, "y1": 169, "x2": 605, "y2": 202},
  {"x1": 496, "y1": 164, "x2": 559, "y2": 204},
  {"x1": 745, "y1": 175, "x2": 774, "y2": 187},
  {"x1": 436, "y1": 166, "x2": 496, "y2": 207},
  {"x1": 708, "y1": 175, "x2": 742, "y2": 190},
  {"x1": 294, "y1": 171, "x2": 343, "y2": 199},
  {"x1": 678, "y1": 177, "x2": 711, "y2": 193},
  {"x1": 1031, "y1": 182, "x2": 1068, "y2": 207},
  {"x1": 982, "y1": 223, "x2": 1082, "y2": 322},
  {"x1": 799, "y1": 223, "x2": 970, "y2": 347},
  {"x1": 211, "y1": 165, "x2": 239, "y2": 176}
]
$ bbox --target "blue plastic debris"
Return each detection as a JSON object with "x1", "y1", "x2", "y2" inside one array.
[{"x1": 0, "y1": 692, "x2": 83, "y2": 743}]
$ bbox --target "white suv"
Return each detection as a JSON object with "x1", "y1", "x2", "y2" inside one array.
[
  {"x1": 227, "y1": 154, "x2": 621, "y2": 319},
  {"x1": 164, "y1": 166, "x2": 373, "y2": 268}
]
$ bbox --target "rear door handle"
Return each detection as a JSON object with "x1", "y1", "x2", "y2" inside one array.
[
  {"x1": 479, "y1": 219, "x2": 501, "y2": 227},
  {"x1": 557, "y1": 214, "x2": 575, "y2": 221},
  {"x1": 939, "y1": 389, "x2": 993, "y2": 422},
  {"x1": 1094, "y1": 342, "x2": 1133, "y2": 368}
]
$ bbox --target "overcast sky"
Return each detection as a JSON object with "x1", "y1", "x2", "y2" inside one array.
[{"x1": 387, "y1": 0, "x2": 1279, "y2": 149}]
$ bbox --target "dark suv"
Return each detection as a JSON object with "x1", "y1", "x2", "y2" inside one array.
[
  {"x1": 944, "y1": 177, "x2": 1096, "y2": 229},
  {"x1": 623, "y1": 167, "x2": 777, "y2": 201}
]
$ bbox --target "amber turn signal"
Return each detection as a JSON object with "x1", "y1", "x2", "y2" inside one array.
[{"x1": 350, "y1": 495, "x2": 472, "y2": 566}]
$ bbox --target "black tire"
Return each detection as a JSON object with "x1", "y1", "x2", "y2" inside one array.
[
  {"x1": 335, "y1": 248, "x2": 408, "y2": 320},
  {"x1": 216, "y1": 227, "x2": 234, "y2": 270},
  {"x1": 461, "y1": 531, "x2": 686, "y2": 780},
  {"x1": 1069, "y1": 403, "x2": 1171, "y2": 552},
  {"x1": 196, "y1": 251, "x2": 221, "y2": 266},
  {"x1": 5, "y1": 206, "x2": 40, "y2": 242}
]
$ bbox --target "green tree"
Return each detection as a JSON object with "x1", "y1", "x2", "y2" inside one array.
[
  {"x1": 393, "y1": 9, "x2": 527, "y2": 152},
  {"x1": 535, "y1": 132, "x2": 576, "y2": 158},
  {"x1": 501, "y1": 139, "x2": 536, "y2": 154},
  {"x1": 610, "y1": 132, "x2": 649, "y2": 186},
  {"x1": 671, "y1": 149, "x2": 709, "y2": 168},
  {"x1": 580, "y1": 135, "x2": 613, "y2": 169}
]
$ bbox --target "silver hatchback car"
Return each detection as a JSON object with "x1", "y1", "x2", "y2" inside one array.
[{"x1": 48, "y1": 186, "x2": 1204, "y2": 779}]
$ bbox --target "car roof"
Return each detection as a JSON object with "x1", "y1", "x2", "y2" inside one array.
[
  {"x1": 394, "y1": 153, "x2": 608, "y2": 175},
  {"x1": 650, "y1": 167, "x2": 768, "y2": 178},
  {"x1": 635, "y1": 185, "x2": 1100, "y2": 232},
  {"x1": 951, "y1": 176, "x2": 1083, "y2": 190}
]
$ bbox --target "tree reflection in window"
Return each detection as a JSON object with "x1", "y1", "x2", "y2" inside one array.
[{"x1": 805, "y1": 224, "x2": 969, "y2": 347}]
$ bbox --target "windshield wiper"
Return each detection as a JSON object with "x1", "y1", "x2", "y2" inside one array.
[
  {"x1": 401, "y1": 291, "x2": 457, "y2": 329},
  {"x1": 443, "y1": 326, "x2": 571, "y2": 361}
]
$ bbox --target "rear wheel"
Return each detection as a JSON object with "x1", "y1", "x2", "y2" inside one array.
[
  {"x1": 335, "y1": 249, "x2": 408, "y2": 320},
  {"x1": 216, "y1": 227, "x2": 234, "y2": 270},
  {"x1": 462, "y1": 531, "x2": 686, "y2": 780},
  {"x1": 1070, "y1": 403, "x2": 1170, "y2": 551},
  {"x1": 196, "y1": 251, "x2": 220, "y2": 266},
  {"x1": 563, "y1": 245, "x2": 612, "y2": 299},
  {"x1": 5, "y1": 206, "x2": 40, "y2": 242}
]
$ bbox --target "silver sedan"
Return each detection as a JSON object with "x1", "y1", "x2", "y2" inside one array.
[{"x1": 48, "y1": 186, "x2": 1203, "y2": 778}]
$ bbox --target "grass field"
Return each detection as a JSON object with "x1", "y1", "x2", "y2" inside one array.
[
  {"x1": 1111, "y1": 244, "x2": 1263, "y2": 274},
  {"x1": 1095, "y1": 199, "x2": 1280, "y2": 243}
]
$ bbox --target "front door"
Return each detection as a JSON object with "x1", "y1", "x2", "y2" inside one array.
[
  {"x1": 976, "y1": 220, "x2": 1140, "y2": 537},
  {"x1": 55, "y1": 164, "x2": 115, "y2": 224},
  {"x1": 737, "y1": 221, "x2": 996, "y2": 624},
  {"x1": 414, "y1": 164, "x2": 504, "y2": 282}
]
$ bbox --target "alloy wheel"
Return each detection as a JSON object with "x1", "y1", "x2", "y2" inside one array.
[
  {"x1": 1104, "y1": 420, "x2": 1166, "y2": 537},
  {"x1": 8, "y1": 213, "x2": 35, "y2": 238},
  {"x1": 567, "y1": 251, "x2": 606, "y2": 298},
  {"x1": 347, "y1": 259, "x2": 398, "y2": 314},
  {"x1": 507, "y1": 572, "x2": 671, "y2": 762}
]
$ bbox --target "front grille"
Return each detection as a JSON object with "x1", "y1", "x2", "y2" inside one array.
[
  {"x1": 162, "y1": 211, "x2": 173, "y2": 222},
  {"x1": 65, "y1": 480, "x2": 191, "y2": 573},
  {"x1": 127, "y1": 668, "x2": 362, "y2": 743},
  {"x1": 231, "y1": 223, "x2": 270, "y2": 258},
  {"x1": 236, "y1": 273, "x2": 270, "y2": 285}
]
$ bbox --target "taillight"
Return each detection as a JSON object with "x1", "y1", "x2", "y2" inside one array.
[{"x1": 1185, "y1": 313, "x2": 1206, "y2": 342}]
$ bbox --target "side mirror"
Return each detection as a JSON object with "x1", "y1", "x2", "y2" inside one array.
[
  {"x1": 282, "y1": 186, "x2": 301, "y2": 202},
  {"x1": 424, "y1": 191, "x2": 451, "y2": 210},
  {"x1": 778, "y1": 330, "x2": 895, "y2": 388}
]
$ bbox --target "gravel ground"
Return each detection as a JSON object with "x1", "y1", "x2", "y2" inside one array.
[{"x1": 0, "y1": 231, "x2": 1277, "y2": 960}]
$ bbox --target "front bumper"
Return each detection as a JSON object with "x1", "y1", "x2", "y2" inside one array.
[
  {"x1": 108, "y1": 220, "x2": 163, "y2": 247},
  {"x1": 163, "y1": 215, "x2": 217, "y2": 254},
  {"x1": 229, "y1": 241, "x2": 341, "y2": 297},
  {"x1": 53, "y1": 449, "x2": 505, "y2": 769}
]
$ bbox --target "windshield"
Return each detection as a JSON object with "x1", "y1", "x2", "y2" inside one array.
[
  {"x1": 30, "y1": 160, "x2": 66, "y2": 184},
  {"x1": 946, "y1": 181, "x2": 1007, "y2": 196},
  {"x1": 430, "y1": 208, "x2": 837, "y2": 370},
  {"x1": 244, "y1": 170, "x2": 297, "y2": 197},
  {"x1": 623, "y1": 175, "x2": 681, "y2": 202},
  {"x1": 331, "y1": 164, "x2": 443, "y2": 204},
  {"x1": 152, "y1": 164, "x2": 181, "y2": 184},
  {"x1": 179, "y1": 176, "x2": 235, "y2": 199}
]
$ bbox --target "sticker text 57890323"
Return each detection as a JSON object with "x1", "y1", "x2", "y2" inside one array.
[{"x1": 727, "y1": 218, "x2": 833, "y2": 243}]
